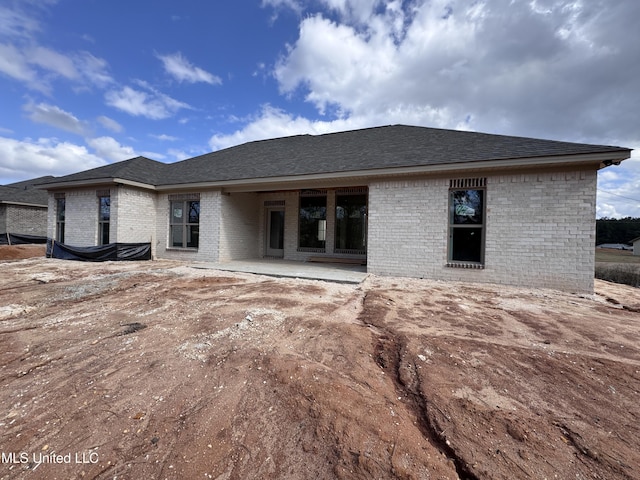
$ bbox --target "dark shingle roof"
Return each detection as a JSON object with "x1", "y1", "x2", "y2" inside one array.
[
  {"x1": 39, "y1": 125, "x2": 631, "y2": 188},
  {"x1": 160, "y1": 125, "x2": 630, "y2": 185},
  {"x1": 36, "y1": 156, "x2": 167, "y2": 187},
  {"x1": 0, "y1": 176, "x2": 52, "y2": 205}
]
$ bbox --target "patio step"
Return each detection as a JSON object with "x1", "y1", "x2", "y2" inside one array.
[{"x1": 308, "y1": 256, "x2": 367, "y2": 266}]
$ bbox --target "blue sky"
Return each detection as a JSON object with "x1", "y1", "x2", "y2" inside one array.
[{"x1": 1, "y1": 0, "x2": 639, "y2": 218}]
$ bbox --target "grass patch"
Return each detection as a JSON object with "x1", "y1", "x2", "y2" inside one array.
[
  {"x1": 595, "y1": 248, "x2": 640, "y2": 287},
  {"x1": 595, "y1": 248, "x2": 640, "y2": 264},
  {"x1": 595, "y1": 263, "x2": 640, "y2": 288}
]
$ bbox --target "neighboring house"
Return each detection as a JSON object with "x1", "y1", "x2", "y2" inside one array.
[
  {"x1": 631, "y1": 237, "x2": 640, "y2": 256},
  {"x1": 37, "y1": 125, "x2": 632, "y2": 292},
  {"x1": 596, "y1": 243, "x2": 633, "y2": 250},
  {"x1": 0, "y1": 176, "x2": 53, "y2": 240}
]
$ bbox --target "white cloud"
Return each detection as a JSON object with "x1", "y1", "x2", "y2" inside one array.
[
  {"x1": 87, "y1": 136, "x2": 138, "y2": 162},
  {"x1": 167, "y1": 148, "x2": 190, "y2": 161},
  {"x1": 150, "y1": 134, "x2": 178, "y2": 141},
  {"x1": 0, "y1": 136, "x2": 105, "y2": 181},
  {"x1": 23, "y1": 102, "x2": 88, "y2": 136},
  {"x1": 96, "y1": 115, "x2": 123, "y2": 133},
  {"x1": 156, "y1": 52, "x2": 222, "y2": 85},
  {"x1": 75, "y1": 51, "x2": 113, "y2": 88},
  {"x1": 0, "y1": 42, "x2": 112, "y2": 93},
  {"x1": 0, "y1": 2, "x2": 112, "y2": 92},
  {"x1": 28, "y1": 45, "x2": 78, "y2": 79},
  {"x1": 261, "y1": 0, "x2": 303, "y2": 15},
  {"x1": 105, "y1": 84, "x2": 192, "y2": 120},
  {"x1": 209, "y1": 104, "x2": 353, "y2": 150},
  {"x1": 0, "y1": 42, "x2": 43, "y2": 91},
  {"x1": 597, "y1": 152, "x2": 640, "y2": 218},
  {"x1": 0, "y1": 4, "x2": 41, "y2": 39}
]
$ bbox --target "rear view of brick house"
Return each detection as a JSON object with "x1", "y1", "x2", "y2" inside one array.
[{"x1": 37, "y1": 125, "x2": 632, "y2": 292}]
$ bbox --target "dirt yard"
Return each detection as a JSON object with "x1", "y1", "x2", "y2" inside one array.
[{"x1": 1, "y1": 254, "x2": 639, "y2": 480}]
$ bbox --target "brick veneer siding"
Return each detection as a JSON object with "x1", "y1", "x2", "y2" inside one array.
[
  {"x1": 219, "y1": 192, "x2": 260, "y2": 261},
  {"x1": 113, "y1": 187, "x2": 156, "y2": 246},
  {"x1": 46, "y1": 195, "x2": 55, "y2": 240},
  {"x1": 368, "y1": 168, "x2": 597, "y2": 293},
  {"x1": 44, "y1": 165, "x2": 597, "y2": 292},
  {"x1": 48, "y1": 189, "x2": 99, "y2": 246},
  {"x1": 3, "y1": 204, "x2": 47, "y2": 236}
]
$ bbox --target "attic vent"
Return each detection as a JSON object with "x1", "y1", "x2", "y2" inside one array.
[
  {"x1": 168, "y1": 193, "x2": 201, "y2": 201},
  {"x1": 264, "y1": 200, "x2": 285, "y2": 206},
  {"x1": 300, "y1": 189, "x2": 327, "y2": 197},
  {"x1": 450, "y1": 178, "x2": 486, "y2": 189},
  {"x1": 336, "y1": 187, "x2": 368, "y2": 194}
]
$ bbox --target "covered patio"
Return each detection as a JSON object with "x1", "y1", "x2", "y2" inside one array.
[{"x1": 191, "y1": 258, "x2": 368, "y2": 284}]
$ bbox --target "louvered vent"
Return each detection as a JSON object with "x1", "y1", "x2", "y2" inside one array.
[{"x1": 449, "y1": 178, "x2": 486, "y2": 189}]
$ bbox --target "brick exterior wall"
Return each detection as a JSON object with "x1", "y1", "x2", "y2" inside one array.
[
  {"x1": 219, "y1": 192, "x2": 260, "y2": 261},
  {"x1": 368, "y1": 176, "x2": 449, "y2": 277},
  {"x1": 114, "y1": 187, "x2": 156, "y2": 245},
  {"x1": 367, "y1": 168, "x2": 597, "y2": 292},
  {"x1": 45, "y1": 166, "x2": 598, "y2": 292},
  {"x1": 53, "y1": 189, "x2": 99, "y2": 246},
  {"x1": 46, "y1": 186, "x2": 154, "y2": 248},
  {"x1": 3, "y1": 204, "x2": 48, "y2": 236},
  {"x1": 46, "y1": 195, "x2": 55, "y2": 240}
]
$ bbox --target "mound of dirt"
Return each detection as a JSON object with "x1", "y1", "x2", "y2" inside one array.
[
  {"x1": 0, "y1": 245, "x2": 45, "y2": 260},
  {"x1": 0, "y1": 258, "x2": 639, "y2": 479}
]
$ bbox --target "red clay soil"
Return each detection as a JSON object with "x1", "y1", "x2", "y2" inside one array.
[
  {"x1": 0, "y1": 258, "x2": 639, "y2": 480},
  {"x1": 0, "y1": 245, "x2": 45, "y2": 260}
]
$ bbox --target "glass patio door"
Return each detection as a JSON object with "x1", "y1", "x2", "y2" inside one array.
[{"x1": 266, "y1": 208, "x2": 285, "y2": 257}]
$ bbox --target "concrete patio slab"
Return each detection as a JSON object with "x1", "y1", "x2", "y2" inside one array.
[{"x1": 191, "y1": 259, "x2": 368, "y2": 284}]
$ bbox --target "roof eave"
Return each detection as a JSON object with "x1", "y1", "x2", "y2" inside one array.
[
  {"x1": 0, "y1": 200, "x2": 48, "y2": 207},
  {"x1": 157, "y1": 151, "x2": 629, "y2": 192},
  {"x1": 36, "y1": 178, "x2": 157, "y2": 191}
]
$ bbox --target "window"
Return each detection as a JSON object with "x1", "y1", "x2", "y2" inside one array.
[
  {"x1": 55, "y1": 197, "x2": 65, "y2": 243},
  {"x1": 448, "y1": 180, "x2": 485, "y2": 265},
  {"x1": 335, "y1": 191, "x2": 367, "y2": 254},
  {"x1": 299, "y1": 191, "x2": 327, "y2": 250},
  {"x1": 98, "y1": 196, "x2": 110, "y2": 245},
  {"x1": 170, "y1": 200, "x2": 200, "y2": 248}
]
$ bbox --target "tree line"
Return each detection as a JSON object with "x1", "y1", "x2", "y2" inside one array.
[{"x1": 596, "y1": 217, "x2": 640, "y2": 245}]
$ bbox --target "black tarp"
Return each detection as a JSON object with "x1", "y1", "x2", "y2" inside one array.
[
  {"x1": 0, "y1": 233, "x2": 48, "y2": 245},
  {"x1": 46, "y1": 239, "x2": 151, "y2": 261}
]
